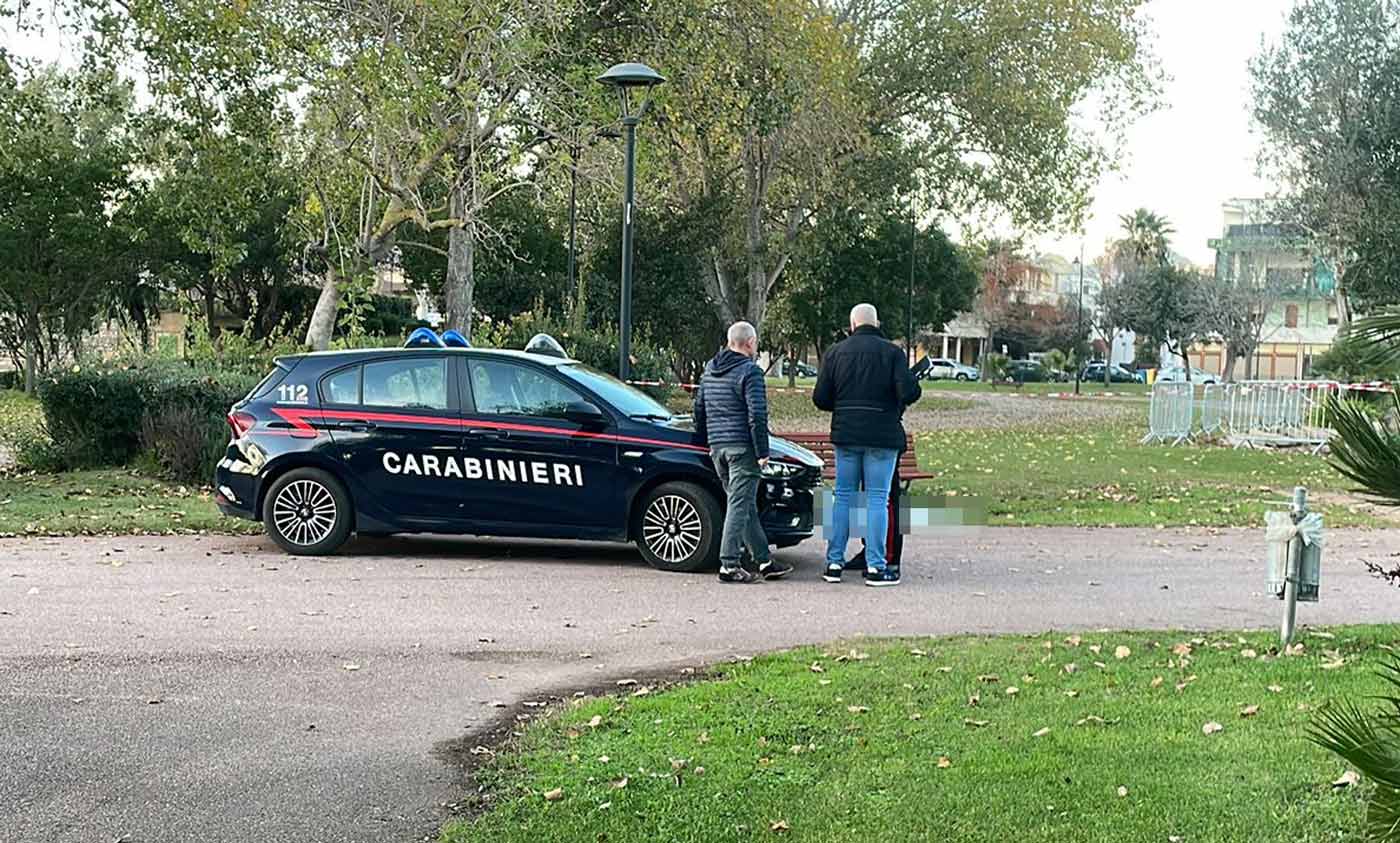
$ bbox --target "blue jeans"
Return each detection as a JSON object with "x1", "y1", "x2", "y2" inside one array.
[{"x1": 826, "y1": 446, "x2": 899, "y2": 572}]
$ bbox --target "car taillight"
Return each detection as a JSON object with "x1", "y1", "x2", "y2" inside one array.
[{"x1": 227, "y1": 411, "x2": 257, "y2": 439}]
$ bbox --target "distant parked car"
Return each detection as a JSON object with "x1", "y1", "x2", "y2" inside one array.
[
  {"x1": 1156, "y1": 366, "x2": 1220, "y2": 385},
  {"x1": 777, "y1": 359, "x2": 818, "y2": 378},
  {"x1": 1008, "y1": 360, "x2": 1050, "y2": 382},
  {"x1": 919, "y1": 357, "x2": 980, "y2": 381},
  {"x1": 1079, "y1": 362, "x2": 1141, "y2": 384}
]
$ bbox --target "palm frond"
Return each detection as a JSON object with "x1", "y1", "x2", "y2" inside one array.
[
  {"x1": 1327, "y1": 393, "x2": 1400, "y2": 507},
  {"x1": 1309, "y1": 655, "x2": 1400, "y2": 841},
  {"x1": 1349, "y1": 310, "x2": 1400, "y2": 367}
]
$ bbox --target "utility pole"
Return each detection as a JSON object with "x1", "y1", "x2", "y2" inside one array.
[{"x1": 1074, "y1": 245, "x2": 1085, "y2": 396}]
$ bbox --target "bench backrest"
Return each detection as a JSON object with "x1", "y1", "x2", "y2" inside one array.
[{"x1": 779, "y1": 432, "x2": 922, "y2": 479}]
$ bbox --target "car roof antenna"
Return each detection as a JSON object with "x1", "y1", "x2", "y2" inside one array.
[
  {"x1": 405, "y1": 327, "x2": 445, "y2": 348},
  {"x1": 441, "y1": 329, "x2": 471, "y2": 348}
]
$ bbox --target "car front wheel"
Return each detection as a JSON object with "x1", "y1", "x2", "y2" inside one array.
[
  {"x1": 955, "y1": 373, "x2": 969, "y2": 381},
  {"x1": 634, "y1": 481, "x2": 722, "y2": 573},
  {"x1": 262, "y1": 467, "x2": 353, "y2": 555}
]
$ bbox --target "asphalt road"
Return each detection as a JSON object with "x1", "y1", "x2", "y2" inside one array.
[{"x1": 4, "y1": 527, "x2": 1398, "y2": 843}]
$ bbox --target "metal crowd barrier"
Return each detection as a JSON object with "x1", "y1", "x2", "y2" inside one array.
[
  {"x1": 1143, "y1": 379, "x2": 1378, "y2": 454},
  {"x1": 1141, "y1": 381, "x2": 1194, "y2": 444}
]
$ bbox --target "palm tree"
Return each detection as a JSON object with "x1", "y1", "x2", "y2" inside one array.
[
  {"x1": 1307, "y1": 656, "x2": 1400, "y2": 840},
  {"x1": 1116, "y1": 208, "x2": 1175, "y2": 270},
  {"x1": 1316, "y1": 309, "x2": 1400, "y2": 840}
]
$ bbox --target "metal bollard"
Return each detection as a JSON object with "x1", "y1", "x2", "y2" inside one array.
[{"x1": 1281, "y1": 487, "x2": 1306, "y2": 646}]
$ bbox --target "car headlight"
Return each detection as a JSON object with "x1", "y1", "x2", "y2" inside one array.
[{"x1": 762, "y1": 461, "x2": 801, "y2": 478}]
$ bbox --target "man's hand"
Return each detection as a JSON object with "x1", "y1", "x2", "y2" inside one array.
[{"x1": 758, "y1": 458, "x2": 769, "y2": 468}]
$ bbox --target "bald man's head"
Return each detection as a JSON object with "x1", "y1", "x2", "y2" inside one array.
[{"x1": 850, "y1": 303, "x2": 878, "y2": 331}]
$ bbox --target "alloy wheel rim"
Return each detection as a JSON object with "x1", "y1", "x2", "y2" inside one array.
[
  {"x1": 272, "y1": 479, "x2": 338, "y2": 547},
  {"x1": 642, "y1": 494, "x2": 703, "y2": 564}
]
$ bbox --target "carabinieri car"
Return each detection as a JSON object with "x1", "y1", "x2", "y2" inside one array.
[{"x1": 214, "y1": 331, "x2": 822, "y2": 572}]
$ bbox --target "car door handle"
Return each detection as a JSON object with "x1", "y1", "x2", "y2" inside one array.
[
  {"x1": 338, "y1": 420, "x2": 377, "y2": 432},
  {"x1": 465, "y1": 428, "x2": 506, "y2": 440}
]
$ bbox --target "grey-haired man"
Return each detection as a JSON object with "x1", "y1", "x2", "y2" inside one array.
[{"x1": 693, "y1": 322, "x2": 794, "y2": 583}]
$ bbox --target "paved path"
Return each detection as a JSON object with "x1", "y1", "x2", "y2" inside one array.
[{"x1": 3, "y1": 528, "x2": 1398, "y2": 843}]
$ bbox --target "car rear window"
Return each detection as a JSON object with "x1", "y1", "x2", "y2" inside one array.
[
  {"x1": 363, "y1": 357, "x2": 448, "y2": 410},
  {"x1": 245, "y1": 359, "x2": 296, "y2": 401}
]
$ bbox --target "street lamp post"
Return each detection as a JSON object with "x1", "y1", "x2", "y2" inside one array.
[
  {"x1": 1074, "y1": 247, "x2": 1085, "y2": 396},
  {"x1": 907, "y1": 196, "x2": 916, "y2": 359},
  {"x1": 597, "y1": 62, "x2": 665, "y2": 382}
]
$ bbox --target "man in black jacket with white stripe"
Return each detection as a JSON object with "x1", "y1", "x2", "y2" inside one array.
[
  {"x1": 693, "y1": 322, "x2": 794, "y2": 583},
  {"x1": 812, "y1": 304, "x2": 921, "y2": 586}
]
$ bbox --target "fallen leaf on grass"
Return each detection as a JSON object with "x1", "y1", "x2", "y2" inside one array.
[
  {"x1": 937, "y1": 756, "x2": 952, "y2": 769},
  {"x1": 1006, "y1": 687, "x2": 1019, "y2": 697},
  {"x1": 341, "y1": 663, "x2": 361, "y2": 672},
  {"x1": 1114, "y1": 646, "x2": 1131, "y2": 660},
  {"x1": 1064, "y1": 690, "x2": 1079, "y2": 698},
  {"x1": 1064, "y1": 635, "x2": 1082, "y2": 646},
  {"x1": 611, "y1": 777, "x2": 629, "y2": 789},
  {"x1": 1332, "y1": 770, "x2": 1360, "y2": 788},
  {"x1": 1240, "y1": 649, "x2": 1258, "y2": 659},
  {"x1": 1240, "y1": 705, "x2": 1260, "y2": 718},
  {"x1": 1150, "y1": 676, "x2": 1164, "y2": 688},
  {"x1": 1088, "y1": 645, "x2": 1102, "y2": 655},
  {"x1": 909, "y1": 648, "x2": 927, "y2": 657},
  {"x1": 1267, "y1": 684, "x2": 1283, "y2": 693},
  {"x1": 1117, "y1": 786, "x2": 1129, "y2": 798},
  {"x1": 847, "y1": 705, "x2": 870, "y2": 714},
  {"x1": 1172, "y1": 642, "x2": 1192, "y2": 657},
  {"x1": 543, "y1": 788, "x2": 563, "y2": 801},
  {"x1": 587, "y1": 715, "x2": 603, "y2": 728},
  {"x1": 978, "y1": 674, "x2": 1000, "y2": 683},
  {"x1": 1032, "y1": 727, "x2": 1051, "y2": 738},
  {"x1": 967, "y1": 694, "x2": 980, "y2": 707},
  {"x1": 616, "y1": 678, "x2": 638, "y2": 686},
  {"x1": 770, "y1": 820, "x2": 791, "y2": 832},
  {"x1": 964, "y1": 718, "x2": 990, "y2": 728},
  {"x1": 1321, "y1": 659, "x2": 1346, "y2": 670},
  {"x1": 935, "y1": 666, "x2": 953, "y2": 673},
  {"x1": 1202, "y1": 722, "x2": 1224, "y2": 735},
  {"x1": 697, "y1": 731, "x2": 710, "y2": 744},
  {"x1": 809, "y1": 662, "x2": 824, "y2": 673}
]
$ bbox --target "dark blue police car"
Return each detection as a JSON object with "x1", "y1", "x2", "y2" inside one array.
[{"x1": 214, "y1": 331, "x2": 822, "y2": 572}]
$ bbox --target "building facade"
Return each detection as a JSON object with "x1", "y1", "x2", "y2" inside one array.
[{"x1": 1192, "y1": 199, "x2": 1339, "y2": 379}]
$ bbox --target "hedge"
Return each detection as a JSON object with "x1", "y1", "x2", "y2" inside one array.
[{"x1": 38, "y1": 362, "x2": 259, "y2": 479}]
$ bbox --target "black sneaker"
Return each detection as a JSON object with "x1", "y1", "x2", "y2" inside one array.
[
  {"x1": 758, "y1": 559, "x2": 793, "y2": 580},
  {"x1": 823, "y1": 563, "x2": 843, "y2": 583},
  {"x1": 718, "y1": 566, "x2": 759, "y2": 584},
  {"x1": 864, "y1": 568, "x2": 901, "y2": 588}
]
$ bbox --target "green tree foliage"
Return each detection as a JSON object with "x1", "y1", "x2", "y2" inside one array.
[
  {"x1": 1102, "y1": 264, "x2": 1210, "y2": 375},
  {"x1": 0, "y1": 67, "x2": 136, "y2": 392},
  {"x1": 1251, "y1": 0, "x2": 1400, "y2": 320},
  {"x1": 779, "y1": 208, "x2": 976, "y2": 363}
]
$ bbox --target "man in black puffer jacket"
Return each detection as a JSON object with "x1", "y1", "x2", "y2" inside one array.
[
  {"x1": 693, "y1": 322, "x2": 793, "y2": 584},
  {"x1": 812, "y1": 303, "x2": 920, "y2": 587}
]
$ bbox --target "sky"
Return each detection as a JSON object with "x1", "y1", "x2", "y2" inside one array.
[
  {"x1": 1036, "y1": 0, "x2": 1294, "y2": 267},
  {"x1": 5, "y1": 0, "x2": 1294, "y2": 269}
]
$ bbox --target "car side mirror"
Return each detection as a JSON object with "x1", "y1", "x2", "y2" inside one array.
[{"x1": 563, "y1": 401, "x2": 607, "y2": 427}]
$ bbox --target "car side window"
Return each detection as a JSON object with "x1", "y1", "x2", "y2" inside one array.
[
  {"x1": 468, "y1": 359, "x2": 585, "y2": 419},
  {"x1": 362, "y1": 357, "x2": 448, "y2": 410},
  {"x1": 322, "y1": 365, "x2": 361, "y2": 405}
]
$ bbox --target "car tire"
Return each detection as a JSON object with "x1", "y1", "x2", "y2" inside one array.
[
  {"x1": 633, "y1": 481, "x2": 722, "y2": 573},
  {"x1": 262, "y1": 467, "x2": 353, "y2": 556},
  {"x1": 955, "y1": 373, "x2": 969, "y2": 381}
]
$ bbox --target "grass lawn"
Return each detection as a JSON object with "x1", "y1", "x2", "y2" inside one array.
[
  {"x1": 0, "y1": 469, "x2": 257, "y2": 536},
  {"x1": 922, "y1": 379, "x2": 1152, "y2": 397},
  {"x1": 912, "y1": 420, "x2": 1382, "y2": 528},
  {"x1": 443, "y1": 626, "x2": 1393, "y2": 843}
]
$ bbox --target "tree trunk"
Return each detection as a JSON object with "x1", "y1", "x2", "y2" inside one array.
[
  {"x1": 1222, "y1": 347, "x2": 1237, "y2": 383},
  {"x1": 203, "y1": 278, "x2": 217, "y2": 339},
  {"x1": 22, "y1": 325, "x2": 37, "y2": 395},
  {"x1": 304, "y1": 266, "x2": 340, "y2": 351},
  {"x1": 444, "y1": 183, "x2": 475, "y2": 338}
]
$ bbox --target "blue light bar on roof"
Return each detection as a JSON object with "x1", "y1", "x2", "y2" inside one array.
[
  {"x1": 441, "y1": 329, "x2": 471, "y2": 348},
  {"x1": 404, "y1": 327, "x2": 444, "y2": 348}
]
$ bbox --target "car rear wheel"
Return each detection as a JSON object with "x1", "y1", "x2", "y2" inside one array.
[
  {"x1": 262, "y1": 467, "x2": 353, "y2": 555},
  {"x1": 955, "y1": 373, "x2": 969, "y2": 381},
  {"x1": 634, "y1": 481, "x2": 721, "y2": 573}
]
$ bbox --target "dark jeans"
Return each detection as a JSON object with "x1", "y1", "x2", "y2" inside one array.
[{"x1": 711, "y1": 444, "x2": 771, "y2": 570}]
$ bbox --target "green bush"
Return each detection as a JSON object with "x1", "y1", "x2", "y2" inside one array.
[
  {"x1": 1312, "y1": 333, "x2": 1400, "y2": 383},
  {"x1": 983, "y1": 352, "x2": 1011, "y2": 381},
  {"x1": 37, "y1": 362, "x2": 258, "y2": 476},
  {"x1": 0, "y1": 389, "x2": 64, "y2": 472}
]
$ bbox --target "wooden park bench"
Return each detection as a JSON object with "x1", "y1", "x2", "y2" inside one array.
[{"x1": 778, "y1": 431, "x2": 934, "y2": 491}]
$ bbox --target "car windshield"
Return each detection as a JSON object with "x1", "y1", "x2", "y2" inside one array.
[{"x1": 558, "y1": 364, "x2": 675, "y2": 419}]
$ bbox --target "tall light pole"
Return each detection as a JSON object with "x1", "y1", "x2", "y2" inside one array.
[
  {"x1": 907, "y1": 196, "x2": 916, "y2": 360},
  {"x1": 597, "y1": 62, "x2": 665, "y2": 382},
  {"x1": 1074, "y1": 247, "x2": 1085, "y2": 396}
]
